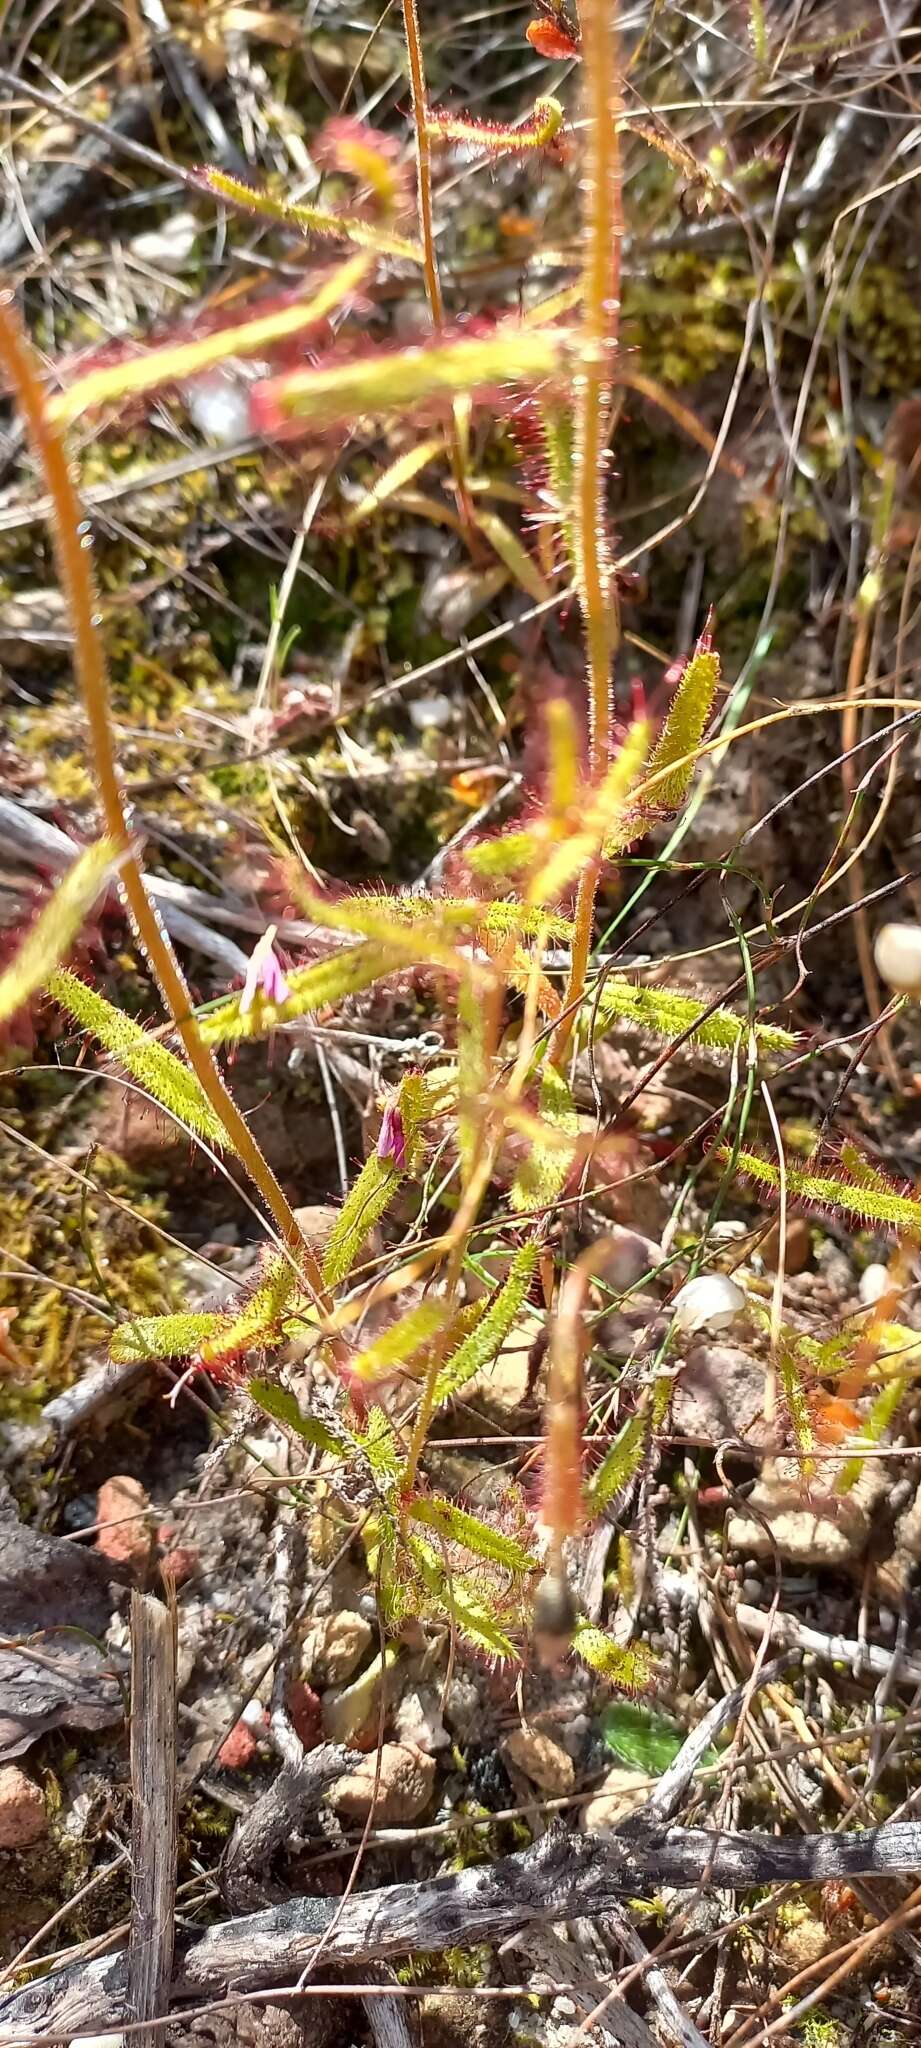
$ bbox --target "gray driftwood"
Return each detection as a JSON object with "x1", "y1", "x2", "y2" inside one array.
[
  {"x1": 127, "y1": 1591, "x2": 178, "y2": 2048},
  {"x1": 6, "y1": 1818, "x2": 921, "y2": 2042}
]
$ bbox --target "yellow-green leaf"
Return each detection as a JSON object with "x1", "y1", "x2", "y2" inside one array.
[
  {"x1": 473, "y1": 508, "x2": 551, "y2": 602},
  {"x1": 349, "y1": 1300, "x2": 449, "y2": 1384},
  {"x1": 0, "y1": 837, "x2": 118, "y2": 1027},
  {"x1": 50, "y1": 967, "x2": 230, "y2": 1147}
]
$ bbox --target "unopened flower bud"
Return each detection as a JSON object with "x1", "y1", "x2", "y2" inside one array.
[
  {"x1": 874, "y1": 922, "x2": 921, "y2": 997},
  {"x1": 672, "y1": 1273, "x2": 746, "y2": 1334}
]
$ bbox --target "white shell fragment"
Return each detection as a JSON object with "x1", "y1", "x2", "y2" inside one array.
[
  {"x1": 672, "y1": 1273, "x2": 746, "y2": 1334},
  {"x1": 873, "y1": 922, "x2": 921, "y2": 997},
  {"x1": 859, "y1": 1262, "x2": 891, "y2": 1307}
]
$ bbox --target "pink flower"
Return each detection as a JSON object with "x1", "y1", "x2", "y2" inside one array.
[
  {"x1": 377, "y1": 1099, "x2": 407, "y2": 1169},
  {"x1": 239, "y1": 924, "x2": 291, "y2": 1015}
]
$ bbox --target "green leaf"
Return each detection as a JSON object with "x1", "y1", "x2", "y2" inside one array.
[
  {"x1": 644, "y1": 634, "x2": 721, "y2": 811},
  {"x1": 196, "y1": 941, "x2": 402, "y2": 1047},
  {"x1": 1, "y1": 838, "x2": 119, "y2": 1028},
  {"x1": 571, "y1": 1623, "x2": 654, "y2": 1691},
  {"x1": 473, "y1": 508, "x2": 550, "y2": 603},
  {"x1": 247, "y1": 1377, "x2": 351, "y2": 1459},
  {"x1": 50, "y1": 967, "x2": 230, "y2": 1147},
  {"x1": 586, "y1": 979, "x2": 797, "y2": 1059},
  {"x1": 349, "y1": 1301, "x2": 449, "y2": 1385},
  {"x1": 252, "y1": 324, "x2": 570, "y2": 436},
  {"x1": 408, "y1": 1536, "x2": 519, "y2": 1662},
  {"x1": 511, "y1": 1063, "x2": 577, "y2": 1214},
  {"x1": 719, "y1": 1144, "x2": 921, "y2": 1234},
  {"x1": 433, "y1": 1242, "x2": 539, "y2": 1408},
  {"x1": 322, "y1": 1151, "x2": 402, "y2": 1287},
  {"x1": 599, "y1": 1702, "x2": 707, "y2": 1773},
  {"x1": 110, "y1": 1311, "x2": 223, "y2": 1363},
  {"x1": 200, "y1": 166, "x2": 423, "y2": 263},
  {"x1": 359, "y1": 1408, "x2": 403, "y2": 1483},
  {"x1": 198, "y1": 1250, "x2": 300, "y2": 1368},
  {"x1": 409, "y1": 1495, "x2": 537, "y2": 1576},
  {"x1": 587, "y1": 1413, "x2": 648, "y2": 1515}
]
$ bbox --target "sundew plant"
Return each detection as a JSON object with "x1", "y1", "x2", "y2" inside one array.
[{"x1": 2, "y1": 0, "x2": 919, "y2": 1689}]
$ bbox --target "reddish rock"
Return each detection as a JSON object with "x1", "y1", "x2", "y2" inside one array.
[
  {"x1": 217, "y1": 1719, "x2": 258, "y2": 1770},
  {"x1": 95, "y1": 1475, "x2": 151, "y2": 1571},
  {"x1": 157, "y1": 1527, "x2": 197, "y2": 1587},
  {"x1": 0, "y1": 1765, "x2": 46, "y2": 1848},
  {"x1": 286, "y1": 1679, "x2": 322, "y2": 1750}
]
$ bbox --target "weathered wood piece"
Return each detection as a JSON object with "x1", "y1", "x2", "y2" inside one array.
[{"x1": 126, "y1": 1591, "x2": 178, "y2": 2048}]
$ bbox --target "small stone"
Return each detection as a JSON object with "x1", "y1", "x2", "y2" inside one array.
[
  {"x1": 728, "y1": 1454, "x2": 887, "y2": 1566},
  {"x1": 502, "y1": 1728, "x2": 575, "y2": 1796},
  {"x1": 672, "y1": 1342, "x2": 772, "y2": 1447},
  {"x1": 95, "y1": 1475, "x2": 151, "y2": 1571},
  {"x1": 286, "y1": 1679, "x2": 322, "y2": 1750},
  {"x1": 327, "y1": 1742, "x2": 436, "y2": 1826},
  {"x1": 185, "y1": 370, "x2": 252, "y2": 445},
  {"x1": 594, "y1": 1226, "x2": 663, "y2": 1293},
  {"x1": 304, "y1": 1610, "x2": 372, "y2": 1686},
  {"x1": 394, "y1": 1685, "x2": 450, "y2": 1754},
  {"x1": 761, "y1": 1216, "x2": 812, "y2": 1274},
  {"x1": 0, "y1": 1765, "x2": 46, "y2": 1848},
  {"x1": 581, "y1": 1764, "x2": 648, "y2": 1834},
  {"x1": 217, "y1": 1720, "x2": 258, "y2": 1770}
]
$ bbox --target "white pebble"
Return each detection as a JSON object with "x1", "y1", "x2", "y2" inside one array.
[
  {"x1": 672, "y1": 1273, "x2": 746, "y2": 1334},
  {"x1": 185, "y1": 371, "x2": 252, "y2": 445},
  {"x1": 408, "y1": 693, "x2": 453, "y2": 731},
  {"x1": 874, "y1": 922, "x2": 921, "y2": 996},
  {"x1": 130, "y1": 209, "x2": 198, "y2": 271},
  {"x1": 859, "y1": 1262, "x2": 891, "y2": 1306}
]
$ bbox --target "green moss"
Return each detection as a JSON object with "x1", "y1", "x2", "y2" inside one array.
[{"x1": 0, "y1": 1118, "x2": 185, "y2": 1408}]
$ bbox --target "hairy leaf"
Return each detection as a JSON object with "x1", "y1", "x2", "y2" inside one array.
[
  {"x1": 251, "y1": 325, "x2": 570, "y2": 439},
  {"x1": 197, "y1": 1251, "x2": 301, "y2": 1369},
  {"x1": 48, "y1": 257, "x2": 370, "y2": 426},
  {"x1": 247, "y1": 1378, "x2": 352, "y2": 1459},
  {"x1": 511, "y1": 1063, "x2": 578, "y2": 1214},
  {"x1": 292, "y1": 883, "x2": 573, "y2": 947},
  {"x1": 433, "y1": 1242, "x2": 539, "y2": 1408},
  {"x1": 1, "y1": 838, "x2": 118, "y2": 1028},
  {"x1": 196, "y1": 941, "x2": 402, "y2": 1046},
  {"x1": 530, "y1": 720, "x2": 651, "y2": 903},
  {"x1": 200, "y1": 167, "x2": 422, "y2": 262},
  {"x1": 408, "y1": 1536, "x2": 519, "y2": 1662},
  {"x1": 571, "y1": 1622, "x2": 653, "y2": 1690},
  {"x1": 643, "y1": 630, "x2": 721, "y2": 811},
  {"x1": 110, "y1": 1311, "x2": 223, "y2": 1363},
  {"x1": 349, "y1": 1301, "x2": 450, "y2": 1385},
  {"x1": 719, "y1": 1144, "x2": 921, "y2": 1234},
  {"x1": 50, "y1": 968, "x2": 230, "y2": 1146},
  {"x1": 838, "y1": 1374, "x2": 908, "y2": 1494},
  {"x1": 409, "y1": 1495, "x2": 537, "y2": 1576},
  {"x1": 587, "y1": 979, "x2": 798, "y2": 1058},
  {"x1": 322, "y1": 1151, "x2": 402, "y2": 1287},
  {"x1": 588, "y1": 1411, "x2": 649, "y2": 1516},
  {"x1": 425, "y1": 94, "x2": 564, "y2": 153}
]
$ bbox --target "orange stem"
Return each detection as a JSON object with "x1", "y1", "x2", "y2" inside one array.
[{"x1": 0, "y1": 298, "x2": 322, "y2": 1291}]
